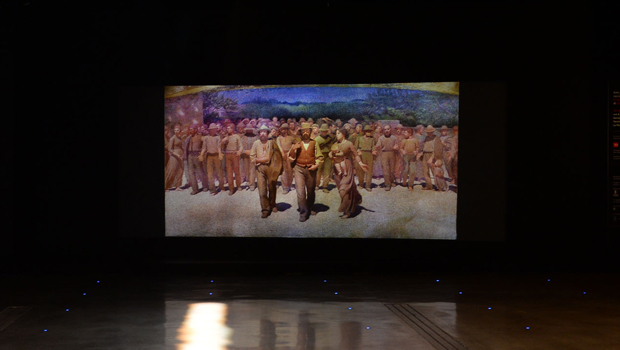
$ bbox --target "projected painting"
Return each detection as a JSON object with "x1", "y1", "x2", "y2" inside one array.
[{"x1": 164, "y1": 83, "x2": 459, "y2": 238}]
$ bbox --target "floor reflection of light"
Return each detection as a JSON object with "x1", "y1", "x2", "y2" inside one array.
[{"x1": 177, "y1": 303, "x2": 232, "y2": 350}]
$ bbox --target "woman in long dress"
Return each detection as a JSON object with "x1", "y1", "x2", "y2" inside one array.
[
  {"x1": 165, "y1": 124, "x2": 185, "y2": 190},
  {"x1": 164, "y1": 125, "x2": 170, "y2": 168},
  {"x1": 330, "y1": 128, "x2": 370, "y2": 219}
]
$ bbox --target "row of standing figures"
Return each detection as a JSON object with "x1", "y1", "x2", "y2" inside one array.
[{"x1": 165, "y1": 123, "x2": 458, "y2": 221}]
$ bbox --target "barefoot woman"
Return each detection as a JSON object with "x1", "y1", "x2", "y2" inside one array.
[{"x1": 330, "y1": 128, "x2": 369, "y2": 219}]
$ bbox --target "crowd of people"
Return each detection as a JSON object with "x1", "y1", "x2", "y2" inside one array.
[{"x1": 164, "y1": 116, "x2": 458, "y2": 221}]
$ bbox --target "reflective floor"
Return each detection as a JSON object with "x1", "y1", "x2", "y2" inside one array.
[{"x1": 1, "y1": 269, "x2": 619, "y2": 349}]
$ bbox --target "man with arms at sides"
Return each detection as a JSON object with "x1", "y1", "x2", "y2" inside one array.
[
  {"x1": 240, "y1": 126, "x2": 258, "y2": 191},
  {"x1": 250, "y1": 125, "x2": 281, "y2": 218},
  {"x1": 393, "y1": 124, "x2": 405, "y2": 186},
  {"x1": 314, "y1": 123, "x2": 335, "y2": 193},
  {"x1": 421, "y1": 125, "x2": 443, "y2": 190},
  {"x1": 439, "y1": 125, "x2": 454, "y2": 182},
  {"x1": 217, "y1": 123, "x2": 228, "y2": 186},
  {"x1": 400, "y1": 127, "x2": 420, "y2": 191},
  {"x1": 375, "y1": 124, "x2": 399, "y2": 191},
  {"x1": 199, "y1": 123, "x2": 225, "y2": 195},
  {"x1": 288, "y1": 123, "x2": 324, "y2": 222},
  {"x1": 221, "y1": 123, "x2": 244, "y2": 195},
  {"x1": 184, "y1": 124, "x2": 209, "y2": 195},
  {"x1": 277, "y1": 123, "x2": 295, "y2": 194},
  {"x1": 236, "y1": 122, "x2": 246, "y2": 177},
  {"x1": 372, "y1": 123, "x2": 384, "y2": 179},
  {"x1": 355, "y1": 125, "x2": 377, "y2": 191},
  {"x1": 414, "y1": 124, "x2": 426, "y2": 184},
  {"x1": 178, "y1": 124, "x2": 192, "y2": 190}
]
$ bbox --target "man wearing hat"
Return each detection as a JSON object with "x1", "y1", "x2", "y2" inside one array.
[
  {"x1": 241, "y1": 126, "x2": 258, "y2": 191},
  {"x1": 311, "y1": 124, "x2": 319, "y2": 140},
  {"x1": 314, "y1": 123, "x2": 335, "y2": 193},
  {"x1": 184, "y1": 124, "x2": 209, "y2": 195},
  {"x1": 375, "y1": 124, "x2": 399, "y2": 191},
  {"x1": 354, "y1": 125, "x2": 377, "y2": 191},
  {"x1": 222, "y1": 123, "x2": 245, "y2": 195},
  {"x1": 199, "y1": 123, "x2": 225, "y2": 195},
  {"x1": 421, "y1": 125, "x2": 443, "y2": 190},
  {"x1": 277, "y1": 123, "x2": 295, "y2": 194},
  {"x1": 400, "y1": 127, "x2": 421, "y2": 190},
  {"x1": 250, "y1": 125, "x2": 281, "y2": 218},
  {"x1": 288, "y1": 123, "x2": 324, "y2": 222}
]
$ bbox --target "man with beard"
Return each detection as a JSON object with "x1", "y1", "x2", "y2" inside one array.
[
  {"x1": 184, "y1": 124, "x2": 209, "y2": 195},
  {"x1": 375, "y1": 124, "x2": 399, "y2": 191},
  {"x1": 221, "y1": 124, "x2": 244, "y2": 195},
  {"x1": 421, "y1": 125, "x2": 444, "y2": 190},
  {"x1": 240, "y1": 126, "x2": 258, "y2": 191},
  {"x1": 199, "y1": 123, "x2": 225, "y2": 195},
  {"x1": 354, "y1": 125, "x2": 377, "y2": 191},
  {"x1": 314, "y1": 124, "x2": 335, "y2": 193},
  {"x1": 288, "y1": 123, "x2": 324, "y2": 222},
  {"x1": 250, "y1": 125, "x2": 281, "y2": 218},
  {"x1": 277, "y1": 123, "x2": 295, "y2": 194}
]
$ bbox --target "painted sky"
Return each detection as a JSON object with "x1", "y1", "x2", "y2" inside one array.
[{"x1": 222, "y1": 87, "x2": 422, "y2": 104}]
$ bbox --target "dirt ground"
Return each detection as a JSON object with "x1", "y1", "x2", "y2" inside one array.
[{"x1": 165, "y1": 177, "x2": 457, "y2": 239}]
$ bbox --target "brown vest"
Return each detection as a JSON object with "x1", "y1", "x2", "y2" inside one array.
[{"x1": 296, "y1": 141, "x2": 316, "y2": 165}]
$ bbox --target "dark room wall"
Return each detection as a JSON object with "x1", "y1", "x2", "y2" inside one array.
[{"x1": 7, "y1": 1, "x2": 618, "y2": 273}]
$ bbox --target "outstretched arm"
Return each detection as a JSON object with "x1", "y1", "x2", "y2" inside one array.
[{"x1": 349, "y1": 142, "x2": 369, "y2": 172}]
